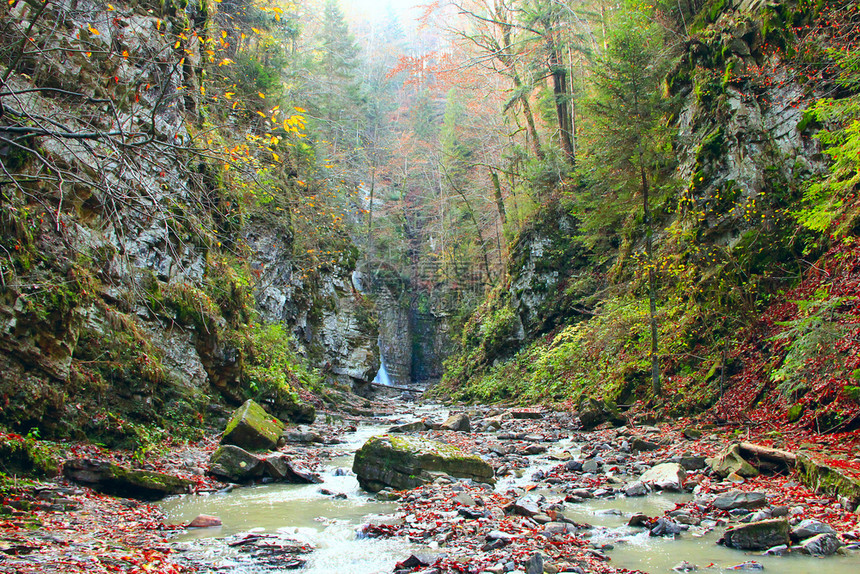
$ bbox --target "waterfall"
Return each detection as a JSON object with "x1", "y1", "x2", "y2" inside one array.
[{"x1": 373, "y1": 359, "x2": 392, "y2": 387}]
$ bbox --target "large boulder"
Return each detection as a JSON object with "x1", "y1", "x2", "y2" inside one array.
[
  {"x1": 713, "y1": 491, "x2": 767, "y2": 511},
  {"x1": 352, "y1": 435, "x2": 494, "y2": 492},
  {"x1": 578, "y1": 398, "x2": 625, "y2": 430},
  {"x1": 707, "y1": 444, "x2": 758, "y2": 478},
  {"x1": 64, "y1": 458, "x2": 193, "y2": 501},
  {"x1": 208, "y1": 445, "x2": 265, "y2": 482},
  {"x1": 722, "y1": 518, "x2": 790, "y2": 550},
  {"x1": 221, "y1": 399, "x2": 285, "y2": 451},
  {"x1": 791, "y1": 519, "x2": 836, "y2": 541},
  {"x1": 640, "y1": 463, "x2": 686, "y2": 491}
]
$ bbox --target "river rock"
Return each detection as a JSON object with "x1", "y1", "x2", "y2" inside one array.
[
  {"x1": 707, "y1": 444, "x2": 758, "y2": 478},
  {"x1": 795, "y1": 532, "x2": 843, "y2": 555},
  {"x1": 208, "y1": 445, "x2": 264, "y2": 482},
  {"x1": 441, "y1": 413, "x2": 471, "y2": 432},
  {"x1": 578, "y1": 398, "x2": 625, "y2": 430},
  {"x1": 221, "y1": 399, "x2": 285, "y2": 451},
  {"x1": 352, "y1": 435, "x2": 493, "y2": 492},
  {"x1": 280, "y1": 430, "x2": 323, "y2": 444},
  {"x1": 722, "y1": 518, "x2": 790, "y2": 550},
  {"x1": 630, "y1": 437, "x2": 661, "y2": 452},
  {"x1": 261, "y1": 453, "x2": 322, "y2": 483},
  {"x1": 512, "y1": 410, "x2": 543, "y2": 420},
  {"x1": 650, "y1": 517, "x2": 686, "y2": 537},
  {"x1": 640, "y1": 462, "x2": 685, "y2": 491},
  {"x1": 628, "y1": 513, "x2": 650, "y2": 527},
  {"x1": 505, "y1": 496, "x2": 540, "y2": 517},
  {"x1": 672, "y1": 561, "x2": 698, "y2": 572},
  {"x1": 188, "y1": 514, "x2": 222, "y2": 527},
  {"x1": 713, "y1": 490, "x2": 767, "y2": 510},
  {"x1": 63, "y1": 458, "x2": 193, "y2": 501},
  {"x1": 388, "y1": 421, "x2": 428, "y2": 433},
  {"x1": 623, "y1": 480, "x2": 650, "y2": 497},
  {"x1": 526, "y1": 552, "x2": 544, "y2": 574},
  {"x1": 791, "y1": 518, "x2": 836, "y2": 540}
]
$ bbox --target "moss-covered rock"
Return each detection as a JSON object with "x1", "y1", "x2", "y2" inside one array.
[
  {"x1": 221, "y1": 399, "x2": 285, "y2": 451},
  {"x1": 63, "y1": 458, "x2": 192, "y2": 500},
  {"x1": 796, "y1": 454, "x2": 860, "y2": 506},
  {"x1": 352, "y1": 435, "x2": 494, "y2": 492}
]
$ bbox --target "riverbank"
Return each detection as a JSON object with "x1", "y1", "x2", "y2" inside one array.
[{"x1": 2, "y1": 400, "x2": 860, "y2": 574}]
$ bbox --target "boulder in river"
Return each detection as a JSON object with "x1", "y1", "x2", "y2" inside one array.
[
  {"x1": 639, "y1": 462, "x2": 686, "y2": 491},
  {"x1": 388, "y1": 421, "x2": 428, "y2": 433},
  {"x1": 706, "y1": 444, "x2": 758, "y2": 478},
  {"x1": 352, "y1": 435, "x2": 493, "y2": 492},
  {"x1": 791, "y1": 518, "x2": 836, "y2": 541},
  {"x1": 221, "y1": 399, "x2": 285, "y2": 451},
  {"x1": 208, "y1": 445, "x2": 265, "y2": 482},
  {"x1": 795, "y1": 532, "x2": 843, "y2": 555},
  {"x1": 721, "y1": 518, "x2": 790, "y2": 550},
  {"x1": 63, "y1": 458, "x2": 193, "y2": 500},
  {"x1": 440, "y1": 413, "x2": 471, "y2": 432}
]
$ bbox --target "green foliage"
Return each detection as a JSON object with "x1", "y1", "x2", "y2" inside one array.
[
  {"x1": 769, "y1": 288, "x2": 853, "y2": 398},
  {"x1": 244, "y1": 322, "x2": 321, "y2": 401}
]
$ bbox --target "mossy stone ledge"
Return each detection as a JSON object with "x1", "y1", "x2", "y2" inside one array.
[
  {"x1": 63, "y1": 458, "x2": 193, "y2": 501},
  {"x1": 221, "y1": 399, "x2": 285, "y2": 451},
  {"x1": 352, "y1": 435, "x2": 494, "y2": 492}
]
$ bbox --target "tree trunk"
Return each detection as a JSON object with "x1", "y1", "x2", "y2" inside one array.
[
  {"x1": 640, "y1": 159, "x2": 661, "y2": 397},
  {"x1": 546, "y1": 33, "x2": 574, "y2": 164},
  {"x1": 491, "y1": 170, "x2": 507, "y2": 224}
]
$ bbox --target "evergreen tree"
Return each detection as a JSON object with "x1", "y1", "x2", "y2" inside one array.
[{"x1": 580, "y1": 6, "x2": 673, "y2": 397}]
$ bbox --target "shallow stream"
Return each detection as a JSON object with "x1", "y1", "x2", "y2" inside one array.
[{"x1": 159, "y1": 407, "x2": 860, "y2": 574}]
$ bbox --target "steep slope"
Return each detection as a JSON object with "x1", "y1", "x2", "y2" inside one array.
[
  {"x1": 438, "y1": 0, "x2": 860, "y2": 428},
  {"x1": 0, "y1": 0, "x2": 378, "y2": 446}
]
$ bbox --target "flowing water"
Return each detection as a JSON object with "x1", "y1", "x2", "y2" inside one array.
[{"x1": 160, "y1": 406, "x2": 860, "y2": 574}]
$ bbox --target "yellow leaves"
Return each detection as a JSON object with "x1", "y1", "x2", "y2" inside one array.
[
  {"x1": 174, "y1": 40, "x2": 181, "y2": 49},
  {"x1": 156, "y1": 19, "x2": 162, "y2": 30},
  {"x1": 293, "y1": 106, "x2": 307, "y2": 113},
  {"x1": 218, "y1": 58, "x2": 234, "y2": 66},
  {"x1": 270, "y1": 136, "x2": 280, "y2": 146},
  {"x1": 272, "y1": 152, "x2": 280, "y2": 162},
  {"x1": 85, "y1": 51, "x2": 92, "y2": 58},
  {"x1": 200, "y1": 85, "x2": 205, "y2": 95},
  {"x1": 221, "y1": 30, "x2": 227, "y2": 38},
  {"x1": 258, "y1": 92, "x2": 266, "y2": 99},
  {"x1": 87, "y1": 25, "x2": 100, "y2": 36},
  {"x1": 224, "y1": 92, "x2": 235, "y2": 100},
  {"x1": 283, "y1": 114, "x2": 305, "y2": 134},
  {"x1": 256, "y1": 111, "x2": 267, "y2": 117},
  {"x1": 232, "y1": 102, "x2": 239, "y2": 109},
  {"x1": 251, "y1": 28, "x2": 263, "y2": 35},
  {"x1": 122, "y1": 50, "x2": 129, "y2": 59},
  {"x1": 107, "y1": 3, "x2": 115, "y2": 10}
]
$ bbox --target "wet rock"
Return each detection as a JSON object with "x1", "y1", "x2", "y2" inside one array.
[
  {"x1": 188, "y1": 514, "x2": 221, "y2": 528},
  {"x1": 713, "y1": 490, "x2": 767, "y2": 511},
  {"x1": 682, "y1": 428, "x2": 703, "y2": 440},
  {"x1": 564, "y1": 460, "x2": 583, "y2": 472},
  {"x1": 707, "y1": 444, "x2": 758, "y2": 478},
  {"x1": 791, "y1": 518, "x2": 836, "y2": 540},
  {"x1": 795, "y1": 453, "x2": 860, "y2": 507},
  {"x1": 623, "y1": 480, "x2": 649, "y2": 497},
  {"x1": 763, "y1": 544, "x2": 789, "y2": 556},
  {"x1": 63, "y1": 458, "x2": 193, "y2": 501},
  {"x1": 721, "y1": 518, "x2": 790, "y2": 550},
  {"x1": 628, "y1": 513, "x2": 650, "y2": 527},
  {"x1": 640, "y1": 462, "x2": 686, "y2": 491},
  {"x1": 582, "y1": 460, "x2": 601, "y2": 473},
  {"x1": 630, "y1": 438, "x2": 661, "y2": 452},
  {"x1": 208, "y1": 445, "x2": 264, "y2": 482},
  {"x1": 352, "y1": 435, "x2": 493, "y2": 492},
  {"x1": 649, "y1": 517, "x2": 686, "y2": 537},
  {"x1": 724, "y1": 561, "x2": 764, "y2": 571},
  {"x1": 524, "y1": 444, "x2": 548, "y2": 455},
  {"x1": 672, "y1": 561, "x2": 698, "y2": 572},
  {"x1": 221, "y1": 399, "x2": 285, "y2": 451},
  {"x1": 389, "y1": 421, "x2": 428, "y2": 433},
  {"x1": 261, "y1": 453, "x2": 322, "y2": 484},
  {"x1": 440, "y1": 413, "x2": 471, "y2": 432},
  {"x1": 795, "y1": 532, "x2": 843, "y2": 555},
  {"x1": 395, "y1": 554, "x2": 437, "y2": 569},
  {"x1": 672, "y1": 455, "x2": 707, "y2": 470}
]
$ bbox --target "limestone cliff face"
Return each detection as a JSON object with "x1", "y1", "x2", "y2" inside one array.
[{"x1": 0, "y1": 0, "x2": 378, "y2": 439}]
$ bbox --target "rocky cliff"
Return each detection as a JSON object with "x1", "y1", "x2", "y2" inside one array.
[{"x1": 0, "y1": 0, "x2": 378, "y2": 444}]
